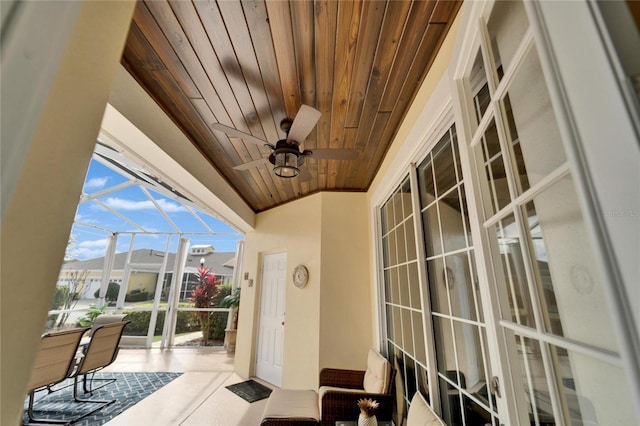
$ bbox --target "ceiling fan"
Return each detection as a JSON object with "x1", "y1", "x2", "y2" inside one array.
[{"x1": 211, "y1": 105, "x2": 359, "y2": 179}]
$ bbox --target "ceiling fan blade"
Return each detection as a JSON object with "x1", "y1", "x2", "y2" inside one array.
[
  {"x1": 286, "y1": 105, "x2": 321, "y2": 144},
  {"x1": 307, "y1": 149, "x2": 360, "y2": 160},
  {"x1": 211, "y1": 123, "x2": 268, "y2": 147},
  {"x1": 233, "y1": 157, "x2": 269, "y2": 171}
]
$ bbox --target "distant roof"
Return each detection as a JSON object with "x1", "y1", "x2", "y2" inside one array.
[
  {"x1": 62, "y1": 248, "x2": 235, "y2": 276},
  {"x1": 191, "y1": 244, "x2": 215, "y2": 250}
]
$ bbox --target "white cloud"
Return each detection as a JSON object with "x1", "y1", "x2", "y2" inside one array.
[
  {"x1": 102, "y1": 197, "x2": 186, "y2": 213},
  {"x1": 84, "y1": 177, "x2": 110, "y2": 190},
  {"x1": 78, "y1": 239, "x2": 109, "y2": 248},
  {"x1": 72, "y1": 238, "x2": 109, "y2": 260},
  {"x1": 74, "y1": 213, "x2": 99, "y2": 224}
]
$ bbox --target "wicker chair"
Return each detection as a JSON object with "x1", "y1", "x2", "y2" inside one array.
[{"x1": 319, "y1": 348, "x2": 395, "y2": 425}]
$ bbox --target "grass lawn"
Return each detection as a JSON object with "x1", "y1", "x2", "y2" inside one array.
[{"x1": 151, "y1": 332, "x2": 200, "y2": 343}]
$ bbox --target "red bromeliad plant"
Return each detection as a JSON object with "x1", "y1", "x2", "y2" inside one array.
[{"x1": 189, "y1": 265, "x2": 221, "y2": 345}]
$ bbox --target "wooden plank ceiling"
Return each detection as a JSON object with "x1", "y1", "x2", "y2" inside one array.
[{"x1": 121, "y1": 0, "x2": 461, "y2": 213}]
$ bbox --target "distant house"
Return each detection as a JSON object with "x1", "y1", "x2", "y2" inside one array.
[{"x1": 58, "y1": 245, "x2": 235, "y2": 300}]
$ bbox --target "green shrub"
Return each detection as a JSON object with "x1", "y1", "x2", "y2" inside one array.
[
  {"x1": 214, "y1": 285, "x2": 231, "y2": 307},
  {"x1": 122, "y1": 310, "x2": 200, "y2": 336},
  {"x1": 125, "y1": 291, "x2": 149, "y2": 302},
  {"x1": 93, "y1": 282, "x2": 120, "y2": 302},
  {"x1": 161, "y1": 287, "x2": 170, "y2": 301},
  {"x1": 45, "y1": 286, "x2": 66, "y2": 331},
  {"x1": 208, "y1": 286, "x2": 231, "y2": 340},
  {"x1": 175, "y1": 311, "x2": 200, "y2": 333},
  {"x1": 207, "y1": 311, "x2": 229, "y2": 340},
  {"x1": 121, "y1": 310, "x2": 150, "y2": 335},
  {"x1": 52, "y1": 286, "x2": 69, "y2": 310}
]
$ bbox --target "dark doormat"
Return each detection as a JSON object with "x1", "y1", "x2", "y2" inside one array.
[{"x1": 225, "y1": 379, "x2": 272, "y2": 403}]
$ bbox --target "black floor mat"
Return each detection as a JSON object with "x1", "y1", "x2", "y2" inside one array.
[{"x1": 225, "y1": 379, "x2": 272, "y2": 403}]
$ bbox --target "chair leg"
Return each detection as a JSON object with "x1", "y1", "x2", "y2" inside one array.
[
  {"x1": 82, "y1": 372, "x2": 116, "y2": 395},
  {"x1": 59, "y1": 377, "x2": 116, "y2": 423},
  {"x1": 73, "y1": 376, "x2": 115, "y2": 405},
  {"x1": 25, "y1": 391, "x2": 71, "y2": 425},
  {"x1": 24, "y1": 383, "x2": 115, "y2": 426}
]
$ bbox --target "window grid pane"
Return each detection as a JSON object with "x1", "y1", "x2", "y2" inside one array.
[
  {"x1": 472, "y1": 2, "x2": 632, "y2": 425},
  {"x1": 418, "y1": 126, "x2": 497, "y2": 425},
  {"x1": 380, "y1": 175, "x2": 430, "y2": 419}
]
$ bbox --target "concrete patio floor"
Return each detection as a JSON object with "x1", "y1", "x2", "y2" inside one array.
[{"x1": 102, "y1": 347, "x2": 274, "y2": 425}]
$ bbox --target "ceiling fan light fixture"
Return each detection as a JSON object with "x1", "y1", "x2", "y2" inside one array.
[{"x1": 273, "y1": 151, "x2": 299, "y2": 178}]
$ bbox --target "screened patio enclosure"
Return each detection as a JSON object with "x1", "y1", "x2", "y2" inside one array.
[{"x1": 50, "y1": 139, "x2": 244, "y2": 349}]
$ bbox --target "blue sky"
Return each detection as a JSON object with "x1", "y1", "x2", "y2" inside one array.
[{"x1": 68, "y1": 160, "x2": 243, "y2": 260}]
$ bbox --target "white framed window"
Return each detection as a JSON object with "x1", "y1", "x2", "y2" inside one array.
[
  {"x1": 376, "y1": 1, "x2": 639, "y2": 425},
  {"x1": 450, "y1": 1, "x2": 639, "y2": 424}
]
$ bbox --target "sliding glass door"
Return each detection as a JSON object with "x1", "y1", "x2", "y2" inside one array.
[
  {"x1": 380, "y1": 126, "x2": 499, "y2": 425},
  {"x1": 453, "y1": 1, "x2": 637, "y2": 424},
  {"x1": 378, "y1": 1, "x2": 638, "y2": 425},
  {"x1": 380, "y1": 176, "x2": 429, "y2": 422},
  {"x1": 416, "y1": 128, "x2": 498, "y2": 426}
]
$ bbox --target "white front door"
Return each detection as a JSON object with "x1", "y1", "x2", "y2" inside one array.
[{"x1": 255, "y1": 252, "x2": 286, "y2": 387}]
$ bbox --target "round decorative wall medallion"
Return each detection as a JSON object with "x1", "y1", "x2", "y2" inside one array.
[{"x1": 293, "y1": 265, "x2": 309, "y2": 288}]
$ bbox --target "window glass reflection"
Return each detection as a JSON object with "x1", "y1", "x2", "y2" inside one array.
[
  {"x1": 482, "y1": 118, "x2": 510, "y2": 213},
  {"x1": 446, "y1": 254, "x2": 477, "y2": 321},
  {"x1": 487, "y1": 0, "x2": 529, "y2": 83},
  {"x1": 507, "y1": 47, "x2": 566, "y2": 187},
  {"x1": 549, "y1": 345, "x2": 637, "y2": 426},
  {"x1": 523, "y1": 176, "x2": 618, "y2": 352},
  {"x1": 496, "y1": 214, "x2": 533, "y2": 327}
]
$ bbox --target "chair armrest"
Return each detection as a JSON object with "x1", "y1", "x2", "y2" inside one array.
[
  {"x1": 319, "y1": 368, "x2": 366, "y2": 389},
  {"x1": 320, "y1": 390, "x2": 393, "y2": 426}
]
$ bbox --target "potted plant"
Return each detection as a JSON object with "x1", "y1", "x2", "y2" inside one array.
[
  {"x1": 357, "y1": 398, "x2": 380, "y2": 426},
  {"x1": 220, "y1": 287, "x2": 240, "y2": 353}
]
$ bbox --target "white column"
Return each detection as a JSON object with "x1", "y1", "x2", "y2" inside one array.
[
  {"x1": 98, "y1": 234, "x2": 118, "y2": 304},
  {"x1": 116, "y1": 236, "x2": 136, "y2": 312},
  {"x1": 147, "y1": 235, "x2": 172, "y2": 348},
  {"x1": 163, "y1": 238, "x2": 190, "y2": 347},
  {"x1": 226, "y1": 240, "x2": 245, "y2": 330}
]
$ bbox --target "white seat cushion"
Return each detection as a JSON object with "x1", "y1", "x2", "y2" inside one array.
[
  {"x1": 406, "y1": 392, "x2": 446, "y2": 425},
  {"x1": 263, "y1": 389, "x2": 320, "y2": 421},
  {"x1": 363, "y1": 348, "x2": 391, "y2": 394}
]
